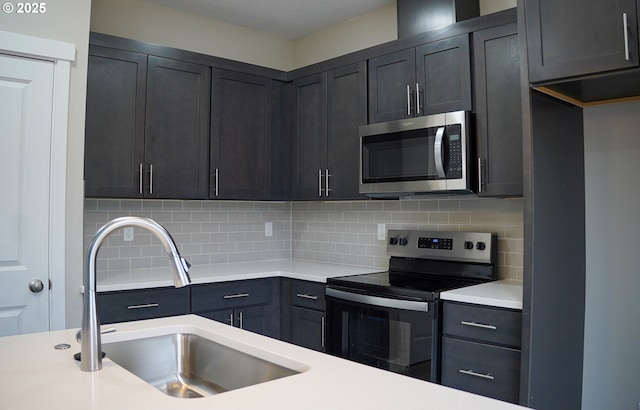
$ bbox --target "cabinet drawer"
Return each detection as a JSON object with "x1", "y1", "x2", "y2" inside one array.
[
  {"x1": 290, "y1": 280, "x2": 325, "y2": 311},
  {"x1": 97, "y1": 287, "x2": 190, "y2": 324},
  {"x1": 191, "y1": 278, "x2": 273, "y2": 312},
  {"x1": 443, "y1": 302, "x2": 521, "y2": 347},
  {"x1": 441, "y1": 337, "x2": 520, "y2": 404}
]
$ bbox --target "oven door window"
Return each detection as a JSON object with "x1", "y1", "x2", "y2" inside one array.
[
  {"x1": 361, "y1": 124, "x2": 462, "y2": 183},
  {"x1": 327, "y1": 296, "x2": 435, "y2": 382}
]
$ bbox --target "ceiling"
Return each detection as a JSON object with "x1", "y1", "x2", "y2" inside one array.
[{"x1": 145, "y1": 0, "x2": 395, "y2": 39}]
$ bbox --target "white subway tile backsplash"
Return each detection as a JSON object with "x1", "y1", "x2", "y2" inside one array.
[{"x1": 84, "y1": 197, "x2": 524, "y2": 280}]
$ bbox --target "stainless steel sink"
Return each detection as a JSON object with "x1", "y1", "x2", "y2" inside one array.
[{"x1": 104, "y1": 333, "x2": 301, "y2": 398}]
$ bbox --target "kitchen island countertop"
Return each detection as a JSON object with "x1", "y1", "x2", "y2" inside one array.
[{"x1": 0, "y1": 314, "x2": 527, "y2": 410}]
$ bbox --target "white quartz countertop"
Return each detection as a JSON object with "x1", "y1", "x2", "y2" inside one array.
[
  {"x1": 0, "y1": 315, "x2": 527, "y2": 410},
  {"x1": 440, "y1": 279, "x2": 523, "y2": 310},
  {"x1": 95, "y1": 259, "x2": 382, "y2": 292}
]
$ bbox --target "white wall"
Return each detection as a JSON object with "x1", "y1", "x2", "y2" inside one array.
[
  {"x1": 582, "y1": 101, "x2": 640, "y2": 409},
  {"x1": 292, "y1": 3, "x2": 397, "y2": 68},
  {"x1": 90, "y1": 0, "x2": 295, "y2": 71},
  {"x1": 0, "y1": 1, "x2": 91, "y2": 328}
]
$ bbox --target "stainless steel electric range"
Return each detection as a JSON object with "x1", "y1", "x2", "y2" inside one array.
[{"x1": 325, "y1": 229, "x2": 498, "y2": 382}]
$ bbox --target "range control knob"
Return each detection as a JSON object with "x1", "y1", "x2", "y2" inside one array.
[
  {"x1": 398, "y1": 238, "x2": 408, "y2": 246},
  {"x1": 476, "y1": 242, "x2": 486, "y2": 251},
  {"x1": 464, "y1": 241, "x2": 474, "y2": 250},
  {"x1": 389, "y1": 237, "x2": 398, "y2": 245}
]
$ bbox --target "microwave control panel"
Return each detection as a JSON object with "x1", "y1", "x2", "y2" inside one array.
[{"x1": 446, "y1": 124, "x2": 463, "y2": 178}]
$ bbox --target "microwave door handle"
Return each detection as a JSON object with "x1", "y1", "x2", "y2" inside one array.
[{"x1": 434, "y1": 126, "x2": 446, "y2": 178}]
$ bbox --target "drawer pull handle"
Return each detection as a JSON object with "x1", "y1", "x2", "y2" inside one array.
[
  {"x1": 461, "y1": 321, "x2": 497, "y2": 330},
  {"x1": 296, "y1": 293, "x2": 318, "y2": 300},
  {"x1": 459, "y1": 369, "x2": 495, "y2": 380},
  {"x1": 223, "y1": 293, "x2": 250, "y2": 299},
  {"x1": 127, "y1": 303, "x2": 159, "y2": 310}
]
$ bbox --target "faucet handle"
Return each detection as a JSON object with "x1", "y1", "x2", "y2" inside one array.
[{"x1": 180, "y1": 257, "x2": 191, "y2": 272}]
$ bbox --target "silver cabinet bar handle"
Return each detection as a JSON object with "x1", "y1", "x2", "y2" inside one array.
[
  {"x1": 139, "y1": 163, "x2": 143, "y2": 194},
  {"x1": 325, "y1": 168, "x2": 331, "y2": 196},
  {"x1": 214, "y1": 168, "x2": 219, "y2": 197},
  {"x1": 406, "y1": 84, "x2": 411, "y2": 116},
  {"x1": 623, "y1": 13, "x2": 630, "y2": 61},
  {"x1": 149, "y1": 164, "x2": 154, "y2": 195},
  {"x1": 318, "y1": 169, "x2": 324, "y2": 197},
  {"x1": 459, "y1": 369, "x2": 495, "y2": 380},
  {"x1": 228, "y1": 312, "x2": 234, "y2": 326},
  {"x1": 416, "y1": 83, "x2": 421, "y2": 115},
  {"x1": 238, "y1": 311, "x2": 243, "y2": 329},
  {"x1": 477, "y1": 157, "x2": 483, "y2": 193},
  {"x1": 127, "y1": 303, "x2": 159, "y2": 310},
  {"x1": 223, "y1": 293, "x2": 249, "y2": 299},
  {"x1": 321, "y1": 316, "x2": 326, "y2": 348},
  {"x1": 296, "y1": 293, "x2": 319, "y2": 300},
  {"x1": 461, "y1": 320, "x2": 497, "y2": 330}
]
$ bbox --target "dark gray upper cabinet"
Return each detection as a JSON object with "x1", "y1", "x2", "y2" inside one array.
[
  {"x1": 525, "y1": 0, "x2": 639, "y2": 83},
  {"x1": 211, "y1": 69, "x2": 272, "y2": 200},
  {"x1": 84, "y1": 46, "x2": 147, "y2": 198},
  {"x1": 292, "y1": 62, "x2": 367, "y2": 200},
  {"x1": 367, "y1": 49, "x2": 416, "y2": 123},
  {"x1": 473, "y1": 23, "x2": 523, "y2": 197},
  {"x1": 145, "y1": 57, "x2": 210, "y2": 199},
  {"x1": 368, "y1": 34, "x2": 472, "y2": 123},
  {"x1": 84, "y1": 50, "x2": 210, "y2": 199},
  {"x1": 326, "y1": 63, "x2": 368, "y2": 200},
  {"x1": 415, "y1": 35, "x2": 472, "y2": 115},
  {"x1": 292, "y1": 73, "x2": 327, "y2": 200}
]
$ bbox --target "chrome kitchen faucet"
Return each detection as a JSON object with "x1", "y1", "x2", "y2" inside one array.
[{"x1": 80, "y1": 216, "x2": 191, "y2": 372}]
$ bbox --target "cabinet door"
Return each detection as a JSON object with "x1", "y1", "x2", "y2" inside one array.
[
  {"x1": 292, "y1": 73, "x2": 328, "y2": 199},
  {"x1": 84, "y1": 46, "x2": 146, "y2": 198},
  {"x1": 145, "y1": 56, "x2": 210, "y2": 199},
  {"x1": 415, "y1": 34, "x2": 472, "y2": 115},
  {"x1": 197, "y1": 308, "x2": 235, "y2": 326},
  {"x1": 291, "y1": 306, "x2": 325, "y2": 352},
  {"x1": 239, "y1": 304, "x2": 279, "y2": 339},
  {"x1": 326, "y1": 62, "x2": 368, "y2": 200},
  {"x1": 211, "y1": 69, "x2": 272, "y2": 200},
  {"x1": 474, "y1": 24, "x2": 523, "y2": 197},
  {"x1": 368, "y1": 48, "x2": 416, "y2": 123},
  {"x1": 525, "y1": 0, "x2": 638, "y2": 82}
]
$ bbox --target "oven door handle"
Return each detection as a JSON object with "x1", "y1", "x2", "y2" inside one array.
[{"x1": 326, "y1": 288, "x2": 430, "y2": 312}]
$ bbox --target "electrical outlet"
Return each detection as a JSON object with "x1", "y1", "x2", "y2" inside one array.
[
  {"x1": 265, "y1": 222, "x2": 273, "y2": 237},
  {"x1": 377, "y1": 223, "x2": 386, "y2": 240},
  {"x1": 123, "y1": 227, "x2": 134, "y2": 241}
]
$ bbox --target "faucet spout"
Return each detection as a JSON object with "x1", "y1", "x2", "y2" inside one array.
[{"x1": 81, "y1": 216, "x2": 191, "y2": 372}]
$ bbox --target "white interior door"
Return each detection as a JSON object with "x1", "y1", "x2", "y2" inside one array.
[{"x1": 0, "y1": 53, "x2": 54, "y2": 336}]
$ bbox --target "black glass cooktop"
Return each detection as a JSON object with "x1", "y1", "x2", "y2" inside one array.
[
  {"x1": 326, "y1": 256, "x2": 496, "y2": 302},
  {"x1": 327, "y1": 271, "x2": 482, "y2": 302}
]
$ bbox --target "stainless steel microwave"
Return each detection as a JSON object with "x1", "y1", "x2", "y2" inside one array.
[{"x1": 359, "y1": 110, "x2": 473, "y2": 197}]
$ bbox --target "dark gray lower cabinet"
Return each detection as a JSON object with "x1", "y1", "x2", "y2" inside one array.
[
  {"x1": 97, "y1": 287, "x2": 190, "y2": 325},
  {"x1": 440, "y1": 301, "x2": 522, "y2": 404},
  {"x1": 191, "y1": 278, "x2": 280, "y2": 339},
  {"x1": 281, "y1": 279, "x2": 326, "y2": 351},
  {"x1": 291, "y1": 307, "x2": 325, "y2": 351}
]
